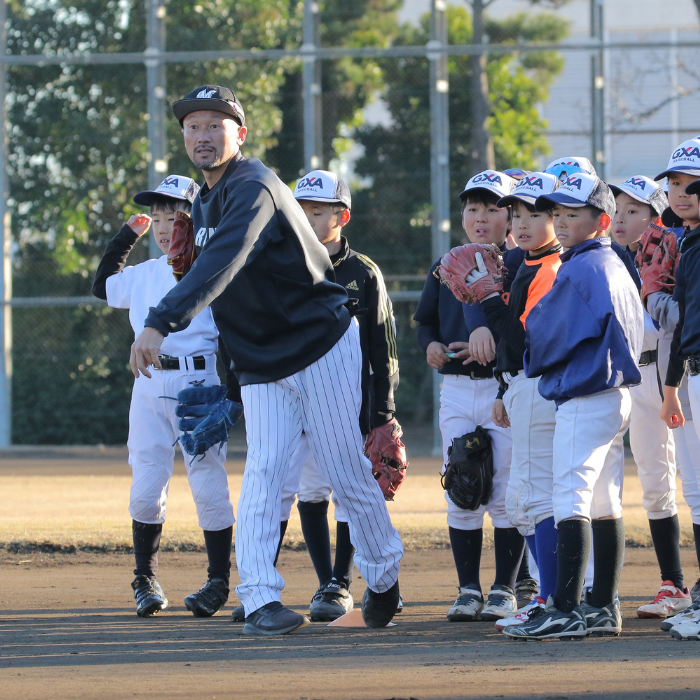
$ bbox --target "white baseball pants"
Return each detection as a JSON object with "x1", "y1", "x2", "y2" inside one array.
[
  {"x1": 629, "y1": 362, "x2": 677, "y2": 519},
  {"x1": 236, "y1": 322, "x2": 403, "y2": 614},
  {"x1": 502, "y1": 372, "x2": 556, "y2": 536},
  {"x1": 552, "y1": 388, "x2": 630, "y2": 525},
  {"x1": 439, "y1": 374, "x2": 512, "y2": 530},
  {"x1": 280, "y1": 432, "x2": 349, "y2": 522},
  {"x1": 128, "y1": 362, "x2": 235, "y2": 532}
]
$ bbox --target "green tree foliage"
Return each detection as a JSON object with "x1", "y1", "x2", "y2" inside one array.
[
  {"x1": 6, "y1": 0, "x2": 400, "y2": 444},
  {"x1": 350, "y1": 5, "x2": 569, "y2": 274}
]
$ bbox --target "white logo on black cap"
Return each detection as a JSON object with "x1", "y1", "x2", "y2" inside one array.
[{"x1": 196, "y1": 89, "x2": 216, "y2": 99}]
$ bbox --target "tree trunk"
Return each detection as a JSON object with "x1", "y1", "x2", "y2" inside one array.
[{"x1": 470, "y1": 0, "x2": 495, "y2": 170}]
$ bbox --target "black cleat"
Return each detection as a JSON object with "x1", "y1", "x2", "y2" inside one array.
[
  {"x1": 361, "y1": 580, "x2": 400, "y2": 628},
  {"x1": 242, "y1": 602, "x2": 309, "y2": 635},
  {"x1": 184, "y1": 578, "x2": 229, "y2": 617},
  {"x1": 132, "y1": 575, "x2": 168, "y2": 618},
  {"x1": 230, "y1": 604, "x2": 245, "y2": 622}
]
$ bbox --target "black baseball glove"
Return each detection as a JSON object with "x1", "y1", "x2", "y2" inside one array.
[
  {"x1": 176, "y1": 385, "x2": 244, "y2": 457},
  {"x1": 441, "y1": 426, "x2": 493, "y2": 511}
]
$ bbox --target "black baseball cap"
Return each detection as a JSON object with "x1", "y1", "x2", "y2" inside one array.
[{"x1": 172, "y1": 85, "x2": 246, "y2": 127}]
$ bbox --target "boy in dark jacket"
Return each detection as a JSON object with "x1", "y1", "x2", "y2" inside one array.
[{"x1": 506, "y1": 172, "x2": 643, "y2": 640}]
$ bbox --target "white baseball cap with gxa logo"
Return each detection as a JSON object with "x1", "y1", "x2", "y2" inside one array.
[
  {"x1": 459, "y1": 170, "x2": 515, "y2": 201},
  {"x1": 609, "y1": 176, "x2": 667, "y2": 216},
  {"x1": 133, "y1": 175, "x2": 200, "y2": 206},
  {"x1": 497, "y1": 171, "x2": 559, "y2": 207},
  {"x1": 535, "y1": 171, "x2": 615, "y2": 219},
  {"x1": 655, "y1": 139, "x2": 700, "y2": 180}
]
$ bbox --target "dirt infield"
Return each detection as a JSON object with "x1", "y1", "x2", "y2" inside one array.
[{"x1": 2, "y1": 547, "x2": 700, "y2": 700}]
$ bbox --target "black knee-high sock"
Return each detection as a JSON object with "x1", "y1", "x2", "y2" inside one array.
[
  {"x1": 516, "y1": 546, "x2": 531, "y2": 582},
  {"x1": 132, "y1": 520, "x2": 162, "y2": 579},
  {"x1": 449, "y1": 526, "x2": 483, "y2": 591},
  {"x1": 493, "y1": 527, "x2": 526, "y2": 592},
  {"x1": 589, "y1": 518, "x2": 625, "y2": 609},
  {"x1": 554, "y1": 519, "x2": 590, "y2": 613},
  {"x1": 693, "y1": 523, "x2": 700, "y2": 572},
  {"x1": 649, "y1": 515, "x2": 683, "y2": 589},
  {"x1": 332, "y1": 520, "x2": 355, "y2": 588},
  {"x1": 273, "y1": 520, "x2": 288, "y2": 567},
  {"x1": 203, "y1": 526, "x2": 232, "y2": 584},
  {"x1": 297, "y1": 500, "x2": 333, "y2": 585}
]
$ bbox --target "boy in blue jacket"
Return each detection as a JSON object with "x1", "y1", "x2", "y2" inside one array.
[{"x1": 505, "y1": 172, "x2": 644, "y2": 640}]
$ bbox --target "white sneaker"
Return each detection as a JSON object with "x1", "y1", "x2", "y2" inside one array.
[
  {"x1": 446, "y1": 587, "x2": 483, "y2": 622},
  {"x1": 637, "y1": 581, "x2": 692, "y2": 619},
  {"x1": 661, "y1": 603, "x2": 700, "y2": 632},
  {"x1": 480, "y1": 586, "x2": 518, "y2": 621},
  {"x1": 669, "y1": 612, "x2": 700, "y2": 640},
  {"x1": 495, "y1": 596, "x2": 545, "y2": 631}
]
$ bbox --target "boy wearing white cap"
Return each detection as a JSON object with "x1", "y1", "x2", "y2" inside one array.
[
  {"x1": 469, "y1": 172, "x2": 563, "y2": 630},
  {"x1": 505, "y1": 172, "x2": 644, "y2": 640},
  {"x1": 610, "y1": 176, "x2": 693, "y2": 619},
  {"x1": 92, "y1": 175, "x2": 235, "y2": 619},
  {"x1": 415, "y1": 170, "x2": 531, "y2": 622}
]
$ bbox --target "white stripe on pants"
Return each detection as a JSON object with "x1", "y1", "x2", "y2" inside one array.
[{"x1": 236, "y1": 322, "x2": 403, "y2": 614}]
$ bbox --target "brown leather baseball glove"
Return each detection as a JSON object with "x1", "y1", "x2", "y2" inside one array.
[
  {"x1": 437, "y1": 243, "x2": 505, "y2": 304},
  {"x1": 168, "y1": 211, "x2": 197, "y2": 281},
  {"x1": 636, "y1": 221, "x2": 678, "y2": 303},
  {"x1": 364, "y1": 418, "x2": 407, "y2": 501}
]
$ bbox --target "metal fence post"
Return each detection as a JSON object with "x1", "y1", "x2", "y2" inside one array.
[
  {"x1": 0, "y1": 0, "x2": 10, "y2": 447},
  {"x1": 590, "y1": 0, "x2": 605, "y2": 177},
  {"x1": 302, "y1": 0, "x2": 322, "y2": 172},
  {"x1": 146, "y1": 0, "x2": 168, "y2": 259},
  {"x1": 428, "y1": 0, "x2": 451, "y2": 457}
]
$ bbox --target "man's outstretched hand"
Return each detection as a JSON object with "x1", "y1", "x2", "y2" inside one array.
[{"x1": 130, "y1": 327, "x2": 165, "y2": 378}]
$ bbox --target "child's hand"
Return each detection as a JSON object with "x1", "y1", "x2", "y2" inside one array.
[
  {"x1": 447, "y1": 341, "x2": 472, "y2": 365},
  {"x1": 468, "y1": 327, "x2": 496, "y2": 365},
  {"x1": 492, "y1": 398, "x2": 510, "y2": 428},
  {"x1": 127, "y1": 214, "x2": 152, "y2": 237},
  {"x1": 661, "y1": 386, "x2": 685, "y2": 429},
  {"x1": 426, "y1": 341, "x2": 450, "y2": 370}
]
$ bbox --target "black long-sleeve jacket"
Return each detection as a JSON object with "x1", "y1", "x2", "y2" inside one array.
[
  {"x1": 143, "y1": 152, "x2": 351, "y2": 386},
  {"x1": 330, "y1": 237, "x2": 399, "y2": 433}
]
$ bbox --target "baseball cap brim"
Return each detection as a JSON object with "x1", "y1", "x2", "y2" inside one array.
[
  {"x1": 133, "y1": 190, "x2": 190, "y2": 206},
  {"x1": 654, "y1": 167, "x2": 700, "y2": 181},
  {"x1": 535, "y1": 192, "x2": 587, "y2": 210},
  {"x1": 295, "y1": 195, "x2": 348, "y2": 207},
  {"x1": 172, "y1": 98, "x2": 244, "y2": 126},
  {"x1": 685, "y1": 180, "x2": 700, "y2": 195},
  {"x1": 459, "y1": 185, "x2": 500, "y2": 201},
  {"x1": 497, "y1": 194, "x2": 537, "y2": 208}
]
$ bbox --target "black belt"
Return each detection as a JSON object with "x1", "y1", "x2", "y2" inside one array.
[
  {"x1": 460, "y1": 368, "x2": 494, "y2": 380},
  {"x1": 639, "y1": 349, "x2": 658, "y2": 367},
  {"x1": 157, "y1": 355, "x2": 207, "y2": 371},
  {"x1": 689, "y1": 358, "x2": 700, "y2": 376}
]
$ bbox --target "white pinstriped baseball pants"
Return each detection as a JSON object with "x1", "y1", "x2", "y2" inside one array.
[{"x1": 236, "y1": 321, "x2": 404, "y2": 615}]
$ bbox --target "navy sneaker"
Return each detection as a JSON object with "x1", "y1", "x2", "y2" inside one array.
[
  {"x1": 184, "y1": 578, "x2": 229, "y2": 618},
  {"x1": 242, "y1": 601, "x2": 309, "y2": 635},
  {"x1": 580, "y1": 601, "x2": 622, "y2": 636},
  {"x1": 503, "y1": 597, "x2": 586, "y2": 640},
  {"x1": 132, "y1": 575, "x2": 168, "y2": 617},
  {"x1": 362, "y1": 580, "x2": 400, "y2": 628},
  {"x1": 310, "y1": 580, "x2": 353, "y2": 622}
]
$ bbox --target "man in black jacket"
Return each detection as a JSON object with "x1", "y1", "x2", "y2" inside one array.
[{"x1": 130, "y1": 85, "x2": 403, "y2": 635}]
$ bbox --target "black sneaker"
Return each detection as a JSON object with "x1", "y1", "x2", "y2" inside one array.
[
  {"x1": 580, "y1": 601, "x2": 622, "y2": 637},
  {"x1": 242, "y1": 601, "x2": 309, "y2": 635},
  {"x1": 230, "y1": 604, "x2": 245, "y2": 622},
  {"x1": 514, "y1": 577, "x2": 539, "y2": 609},
  {"x1": 132, "y1": 575, "x2": 168, "y2": 617},
  {"x1": 361, "y1": 580, "x2": 400, "y2": 629},
  {"x1": 309, "y1": 580, "x2": 353, "y2": 622},
  {"x1": 503, "y1": 597, "x2": 586, "y2": 640},
  {"x1": 184, "y1": 578, "x2": 229, "y2": 618}
]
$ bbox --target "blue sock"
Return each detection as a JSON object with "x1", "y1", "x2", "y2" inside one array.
[
  {"x1": 535, "y1": 517, "x2": 558, "y2": 602},
  {"x1": 525, "y1": 534, "x2": 538, "y2": 567}
]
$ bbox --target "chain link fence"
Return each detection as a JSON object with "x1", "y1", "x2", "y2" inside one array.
[{"x1": 4, "y1": 1, "x2": 700, "y2": 451}]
